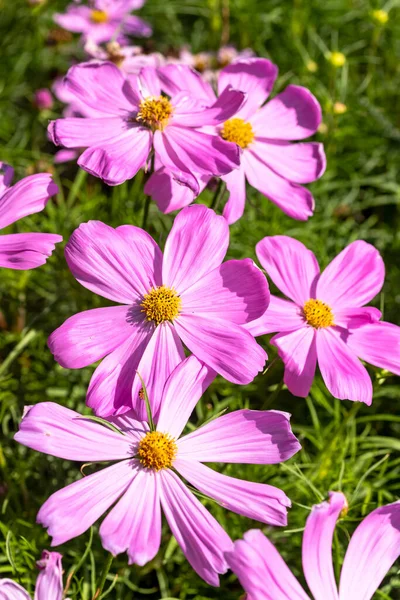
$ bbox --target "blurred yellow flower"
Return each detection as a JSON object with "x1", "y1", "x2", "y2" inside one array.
[
  {"x1": 306, "y1": 60, "x2": 318, "y2": 73},
  {"x1": 328, "y1": 51, "x2": 346, "y2": 67},
  {"x1": 318, "y1": 122, "x2": 328, "y2": 134},
  {"x1": 371, "y1": 9, "x2": 389, "y2": 25},
  {"x1": 333, "y1": 102, "x2": 347, "y2": 114}
]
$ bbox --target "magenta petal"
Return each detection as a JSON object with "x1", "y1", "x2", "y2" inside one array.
[
  {"x1": 172, "y1": 87, "x2": 245, "y2": 127},
  {"x1": 158, "y1": 64, "x2": 216, "y2": 104},
  {"x1": 153, "y1": 130, "x2": 201, "y2": 194},
  {"x1": 175, "y1": 459, "x2": 290, "y2": 526},
  {"x1": 316, "y1": 240, "x2": 385, "y2": 309},
  {"x1": 34, "y1": 551, "x2": 63, "y2": 600},
  {"x1": 159, "y1": 469, "x2": 233, "y2": 586},
  {"x1": 139, "y1": 66, "x2": 161, "y2": 97},
  {"x1": 339, "y1": 500, "x2": 400, "y2": 600},
  {"x1": 0, "y1": 233, "x2": 62, "y2": 270},
  {"x1": 14, "y1": 402, "x2": 133, "y2": 461},
  {"x1": 302, "y1": 492, "x2": 345, "y2": 600},
  {"x1": 334, "y1": 307, "x2": 382, "y2": 329},
  {"x1": 162, "y1": 205, "x2": 229, "y2": 294},
  {"x1": 245, "y1": 295, "x2": 305, "y2": 336},
  {"x1": 53, "y1": 6, "x2": 92, "y2": 33},
  {"x1": 48, "y1": 306, "x2": 133, "y2": 369},
  {"x1": 0, "y1": 162, "x2": 14, "y2": 195},
  {"x1": 272, "y1": 327, "x2": 317, "y2": 398},
  {"x1": 256, "y1": 236, "x2": 320, "y2": 305},
  {"x1": 116, "y1": 223, "x2": 163, "y2": 286},
  {"x1": 221, "y1": 164, "x2": 247, "y2": 224},
  {"x1": 49, "y1": 116, "x2": 127, "y2": 149},
  {"x1": 175, "y1": 313, "x2": 267, "y2": 384},
  {"x1": 178, "y1": 408, "x2": 300, "y2": 463},
  {"x1": 144, "y1": 168, "x2": 199, "y2": 214},
  {"x1": 37, "y1": 460, "x2": 136, "y2": 546},
  {"x1": 347, "y1": 321, "x2": 400, "y2": 375},
  {"x1": 100, "y1": 467, "x2": 161, "y2": 566},
  {"x1": 316, "y1": 328, "x2": 373, "y2": 404},
  {"x1": 123, "y1": 14, "x2": 152, "y2": 37},
  {"x1": 251, "y1": 140, "x2": 326, "y2": 183},
  {"x1": 0, "y1": 173, "x2": 58, "y2": 229},
  {"x1": 0, "y1": 580, "x2": 30, "y2": 600}
]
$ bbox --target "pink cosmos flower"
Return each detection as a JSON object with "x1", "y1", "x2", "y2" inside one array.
[
  {"x1": 14, "y1": 355, "x2": 301, "y2": 586},
  {"x1": 84, "y1": 39, "x2": 164, "y2": 74},
  {"x1": 48, "y1": 205, "x2": 269, "y2": 417},
  {"x1": 0, "y1": 164, "x2": 62, "y2": 270},
  {"x1": 247, "y1": 235, "x2": 400, "y2": 404},
  {"x1": 54, "y1": 0, "x2": 152, "y2": 44},
  {"x1": 48, "y1": 62, "x2": 243, "y2": 192},
  {"x1": 33, "y1": 88, "x2": 53, "y2": 110},
  {"x1": 147, "y1": 59, "x2": 326, "y2": 223},
  {"x1": 0, "y1": 551, "x2": 63, "y2": 600},
  {"x1": 226, "y1": 491, "x2": 400, "y2": 600}
]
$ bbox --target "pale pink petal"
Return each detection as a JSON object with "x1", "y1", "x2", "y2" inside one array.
[
  {"x1": 226, "y1": 529, "x2": 311, "y2": 600},
  {"x1": 53, "y1": 149, "x2": 79, "y2": 164},
  {"x1": 0, "y1": 173, "x2": 58, "y2": 229},
  {"x1": 158, "y1": 64, "x2": 216, "y2": 104},
  {"x1": 218, "y1": 58, "x2": 278, "y2": 119},
  {"x1": 139, "y1": 66, "x2": 161, "y2": 97},
  {"x1": 302, "y1": 492, "x2": 346, "y2": 600},
  {"x1": 0, "y1": 162, "x2": 14, "y2": 195},
  {"x1": 144, "y1": 168, "x2": 198, "y2": 213},
  {"x1": 339, "y1": 500, "x2": 400, "y2": 600},
  {"x1": 175, "y1": 459, "x2": 290, "y2": 526},
  {"x1": 251, "y1": 140, "x2": 326, "y2": 183},
  {"x1": 159, "y1": 469, "x2": 233, "y2": 587},
  {"x1": 0, "y1": 233, "x2": 62, "y2": 270},
  {"x1": 14, "y1": 402, "x2": 133, "y2": 461},
  {"x1": 177, "y1": 409, "x2": 300, "y2": 463},
  {"x1": 156, "y1": 355, "x2": 215, "y2": 438},
  {"x1": 251, "y1": 85, "x2": 322, "y2": 140},
  {"x1": 256, "y1": 235, "x2": 320, "y2": 305},
  {"x1": 162, "y1": 205, "x2": 229, "y2": 294},
  {"x1": 245, "y1": 295, "x2": 305, "y2": 336},
  {"x1": 48, "y1": 306, "x2": 133, "y2": 369},
  {"x1": 153, "y1": 130, "x2": 201, "y2": 194},
  {"x1": 334, "y1": 307, "x2": 382, "y2": 329},
  {"x1": 316, "y1": 328, "x2": 372, "y2": 404},
  {"x1": 272, "y1": 326, "x2": 317, "y2": 397},
  {"x1": 243, "y1": 150, "x2": 315, "y2": 220},
  {"x1": 172, "y1": 87, "x2": 245, "y2": 127},
  {"x1": 37, "y1": 460, "x2": 136, "y2": 546},
  {"x1": 65, "y1": 220, "x2": 159, "y2": 302},
  {"x1": 49, "y1": 116, "x2": 127, "y2": 149},
  {"x1": 221, "y1": 165, "x2": 247, "y2": 225},
  {"x1": 100, "y1": 467, "x2": 161, "y2": 565},
  {"x1": 347, "y1": 321, "x2": 400, "y2": 375},
  {"x1": 0, "y1": 580, "x2": 30, "y2": 600},
  {"x1": 316, "y1": 241, "x2": 385, "y2": 309},
  {"x1": 53, "y1": 6, "x2": 92, "y2": 33},
  {"x1": 34, "y1": 551, "x2": 63, "y2": 600},
  {"x1": 181, "y1": 258, "x2": 269, "y2": 324},
  {"x1": 174, "y1": 313, "x2": 267, "y2": 384},
  {"x1": 123, "y1": 15, "x2": 152, "y2": 37}
]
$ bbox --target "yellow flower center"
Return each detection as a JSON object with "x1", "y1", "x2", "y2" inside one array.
[
  {"x1": 138, "y1": 431, "x2": 177, "y2": 471},
  {"x1": 137, "y1": 96, "x2": 174, "y2": 131},
  {"x1": 90, "y1": 9, "x2": 108, "y2": 24},
  {"x1": 303, "y1": 299, "x2": 334, "y2": 329},
  {"x1": 141, "y1": 285, "x2": 181, "y2": 325},
  {"x1": 221, "y1": 118, "x2": 254, "y2": 149}
]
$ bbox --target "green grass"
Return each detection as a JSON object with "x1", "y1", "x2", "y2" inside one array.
[{"x1": 1, "y1": 0, "x2": 400, "y2": 598}]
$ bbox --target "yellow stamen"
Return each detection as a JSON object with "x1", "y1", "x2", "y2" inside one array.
[
  {"x1": 141, "y1": 285, "x2": 181, "y2": 325},
  {"x1": 303, "y1": 299, "x2": 334, "y2": 329},
  {"x1": 90, "y1": 9, "x2": 108, "y2": 24},
  {"x1": 106, "y1": 42, "x2": 125, "y2": 68},
  {"x1": 138, "y1": 431, "x2": 177, "y2": 471},
  {"x1": 221, "y1": 118, "x2": 254, "y2": 149},
  {"x1": 137, "y1": 96, "x2": 173, "y2": 131}
]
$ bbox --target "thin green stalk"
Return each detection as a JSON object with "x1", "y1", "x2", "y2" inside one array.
[
  {"x1": 142, "y1": 194, "x2": 151, "y2": 229},
  {"x1": 210, "y1": 180, "x2": 226, "y2": 211},
  {"x1": 0, "y1": 329, "x2": 37, "y2": 378},
  {"x1": 92, "y1": 553, "x2": 114, "y2": 600}
]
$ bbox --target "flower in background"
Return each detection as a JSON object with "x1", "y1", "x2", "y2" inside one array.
[
  {"x1": 84, "y1": 40, "x2": 164, "y2": 73},
  {"x1": 226, "y1": 491, "x2": 400, "y2": 600},
  {"x1": 247, "y1": 236, "x2": 400, "y2": 404},
  {"x1": 0, "y1": 551, "x2": 63, "y2": 600},
  {"x1": 0, "y1": 163, "x2": 61, "y2": 270},
  {"x1": 54, "y1": 0, "x2": 152, "y2": 44},
  {"x1": 328, "y1": 51, "x2": 346, "y2": 67},
  {"x1": 48, "y1": 62, "x2": 243, "y2": 191},
  {"x1": 48, "y1": 205, "x2": 269, "y2": 417},
  {"x1": 33, "y1": 88, "x2": 53, "y2": 110},
  {"x1": 15, "y1": 355, "x2": 301, "y2": 586}
]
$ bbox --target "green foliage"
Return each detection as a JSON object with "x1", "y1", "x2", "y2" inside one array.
[{"x1": 1, "y1": 0, "x2": 400, "y2": 598}]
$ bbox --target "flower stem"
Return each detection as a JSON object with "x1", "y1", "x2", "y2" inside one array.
[
  {"x1": 210, "y1": 180, "x2": 226, "y2": 211},
  {"x1": 142, "y1": 194, "x2": 151, "y2": 229},
  {"x1": 92, "y1": 553, "x2": 114, "y2": 600}
]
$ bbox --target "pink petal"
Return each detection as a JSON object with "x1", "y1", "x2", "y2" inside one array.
[
  {"x1": 251, "y1": 84, "x2": 322, "y2": 140},
  {"x1": 162, "y1": 205, "x2": 229, "y2": 294},
  {"x1": 272, "y1": 326, "x2": 317, "y2": 397},
  {"x1": 316, "y1": 241, "x2": 385, "y2": 309},
  {"x1": 177, "y1": 409, "x2": 300, "y2": 463},
  {"x1": 181, "y1": 258, "x2": 269, "y2": 324},
  {"x1": 156, "y1": 355, "x2": 215, "y2": 439},
  {"x1": 34, "y1": 551, "x2": 63, "y2": 600},
  {"x1": 100, "y1": 467, "x2": 161, "y2": 565},
  {"x1": 256, "y1": 235, "x2": 320, "y2": 305},
  {"x1": 221, "y1": 164, "x2": 247, "y2": 224},
  {"x1": 123, "y1": 15, "x2": 152, "y2": 37},
  {"x1": 48, "y1": 306, "x2": 133, "y2": 369},
  {"x1": 116, "y1": 223, "x2": 163, "y2": 285},
  {"x1": 53, "y1": 6, "x2": 92, "y2": 33},
  {"x1": 174, "y1": 313, "x2": 267, "y2": 384},
  {"x1": 14, "y1": 402, "x2": 133, "y2": 461},
  {"x1": 144, "y1": 168, "x2": 198, "y2": 214},
  {"x1": 245, "y1": 295, "x2": 305, "y2": 336},
  {"x1": 316, "y1": 328, "x2": 373, "y2": 404},
  {"x1": 0, "y1": 173, "x2": 58, "y2": 229},
  {"x1": 251, "y1": 140, "x2": 326, "y2": 183},
  {"x1": 175, "y1": 459, "x2": 290, "y2": 527},
  {"x1": 37, "y1": 460, "x2": 136, "y2": 546},
  {"x1": 158, "y1": 64, "x2": 216, "y2": 104},
  {"x1": 65, "y1": 220, "x2": 160, "y2": 302},
  {"x1": 172, "y1": 87, "x2": 245, "y2": 127},
  {"x1": 243, "y1": 150, "x2": 315, "y2": 220},
  {"x1": 218, "y1": 58, "x2": 278, "y2": 119},
  {"x1": 49, "y1": 116, "x2": 127, "y2": 149},
  {"x1": 159, "y1": 469, "x2": 233, "y2": 586},
  {"x1": 339, "y1": 500, "x2": 400, "y2": 600},
  {"x1": 153, "y1": 130, "x2": 201, "y2": 194},
  {"x1": 334, "y1": 307, "x2": 382, "y2": 329},
  {"x1": 0, "y1": 233, "x2": 62, "y2": 270},
  {"x1": 139, "y1": 66, "x2": 161, "y2": 97},
  {"x1": 0, "y1": 162, "x2": 14, "y2": 195},
  {"x1": 347, "y1": 321, "x2": 400, "y2": 375},
  {"x1": 302, "y1": 491, "x2": 345, "y2": 600},
  {"x1": 0, "y1": 580, "x2": 30, "y2": 600},
  {"x1": 226, "y1": 529, "x2": 311, "y2": 600}
]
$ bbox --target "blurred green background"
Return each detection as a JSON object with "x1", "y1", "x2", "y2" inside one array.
[{"x1": 1, "y1": 0, "x2": 400, "y2": 598}]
